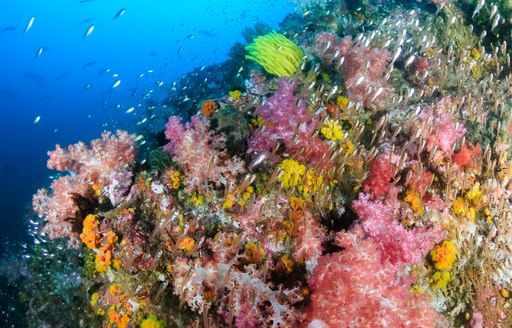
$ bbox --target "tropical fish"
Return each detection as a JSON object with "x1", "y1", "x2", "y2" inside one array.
[
  {"x1": 83, "y1": 25, "x2": 94, "y2": 39},
  {"x1": 24, "y1": 16, "x2": 35, "y2": 33},
  {"x1": 113, "y1": 8, "x2": 126, "y2": 20}
]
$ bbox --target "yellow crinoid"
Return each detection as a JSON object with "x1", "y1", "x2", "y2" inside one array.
[{"x1": 245, "y1": 31, "x2": 304, "y2": 76}]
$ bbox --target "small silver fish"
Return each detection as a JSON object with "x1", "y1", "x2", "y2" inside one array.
[
  {"x1": 83, "y1": 25, "x2": 94, "y2": 39},
  {"x1": 24, "y1": 16, "x2": 35, "y2": 33},
  {"x1": 35, "y1": 47, "x2": 44, "y2": 58},
  {"x1": 490, "y1": 4, "x2": 498, "y2": 18},
  {"x1": 112, "y1": 79, "x2": 121, "y2": 88},
  {"x1": 473, "y1": 0, "x2": 485, "y2": 18},
  {"x1": 404, "y1": 55, "x2": 415, "y2": 69},
  {"x1": 355, "y1": 75, "x2": 365, "y2": 86},
  {"x1": 126, "y1": 107, "x2": 135, "y2": 113},
  {"x1": 33, "y1": 115, "x2": 41, "y2": 124},
  {"x1": 113, "y1": 8, "x2": 126, "y2": 20},
  {"x1": 249, "y1": 152, "x2": 267, "y2": 170}
]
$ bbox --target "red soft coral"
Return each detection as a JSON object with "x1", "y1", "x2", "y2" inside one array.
[{"x1": 363, "y1": 155, "x2": 395, "y2": 199}]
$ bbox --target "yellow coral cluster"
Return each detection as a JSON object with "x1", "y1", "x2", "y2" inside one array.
[
  {"x1": 244, "y1": 242, "x2": 265, "y2": 263},
  {"x1": 278, "y1": 159, "x2": 323, "y2": 198},
  {"x1": 321, "y1": 119, "x2": 343, "y2": 141},
  {"x1": 245, "y1": 31, "x2": 304, "y2": 76},
  {"x1": 169, "y1": 171, "x2": 182, "y2": 189},
  {"x1": 223, "y1": 186, "x2": 255, "y2": 209},
  {"x1": 298, "y1": 169, "x2": 323, "y2": 198},
  {"x1": 431, "y1": 270, "x2": 451, "y2": 289},
  {"x1": 178, "y1": 236, "x2": 196, "y2": 252},
  {"x1": 336, "y1": 95, "x2": 349, "y2": 110},
  {"x1": 278, "y1": 159, "x2": 323, "y2": 197},
  {"x1": 453, "y1": 184, "x2": 484, "y2": 222},
  {"x1": 229, "y1": 90, "x2": 242, "y2": 101},
  {"x1": 140, "y1": 315, "x2": 165, "y2": 328},
  {"x1": 431, "y1": 240, "x2": 457, "y2": 271},
  {"x1": 279, "y1": 159, "x2": 307, "y2": 188}
]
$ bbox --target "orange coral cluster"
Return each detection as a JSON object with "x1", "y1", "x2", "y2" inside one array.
[
  {"x1": 200, "y1": 99, "x2": 218, "y2": 117},
  {"x1": 80, "y1": 214, "x2": 100, "y2": 249}
]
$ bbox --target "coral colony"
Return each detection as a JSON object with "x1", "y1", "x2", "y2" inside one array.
[{"x1": 12, "y1": 0, "x2": 512, "y2": 326}]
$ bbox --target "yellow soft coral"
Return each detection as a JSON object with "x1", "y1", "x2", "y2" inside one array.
[
  {"x1": 278, "y1": 159, "x2": 306, "y2": 188},
  {"x1": 430, "y1": 240, "x2": 457, "y2": 271},
  {"x1": 336, "y1": 95, "x2": 349, "y2": 110},
  {"x1": 245, "y1": 31, "x2": 304, "y2": 76},
  {"x1": 321, "y1": 119, "x2": 343, "y2": 141}
]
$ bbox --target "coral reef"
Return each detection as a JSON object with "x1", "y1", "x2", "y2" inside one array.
[{"x1": 5, "y1": 0, "x2": 512, "y2": 327}]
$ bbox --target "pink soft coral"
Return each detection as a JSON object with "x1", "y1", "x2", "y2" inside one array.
[
  {"x1": 306, "y1": 227, "x2": 446, "y2": 327},
  {"x1": 33, "y1": 131, "x2": 137, "y2": 243},
  {"x1": 352, "y1": 192, "x2": 445, "y2": 265},
  {"x1": 413, "y1": 97, "x2": 466, "y2": 159},
  {"x1": 247, "y1": 78, "x2": 331, "y2": 167},
  {"x1": 164, "y1": 115, "x2": 246, "y2": 194}
]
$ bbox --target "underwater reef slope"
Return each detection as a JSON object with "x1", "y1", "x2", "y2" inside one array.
[{"x1": 5, "y1": 0, "x2": 512, "y2": 327}]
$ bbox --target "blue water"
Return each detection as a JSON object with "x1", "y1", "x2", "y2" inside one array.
[{"x1": 0, "y1": 0, "x2": 293, "y2": 254}]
